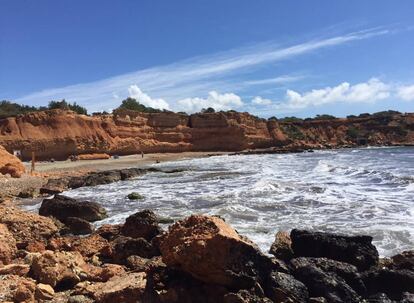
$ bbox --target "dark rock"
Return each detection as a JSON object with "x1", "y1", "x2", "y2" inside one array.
[
  {"x1": 40, "y1": 178, "x2": 69, "y2": 194},
  {"x1": 94, "y1": 224, "x2": 122, "y2": 241},
  {"x1": 121, "y1": 210, "x2": 161, "y2": 241},
  {"x1": 269, "y1": 231, "x2": 293, "y2": 261},
  {"x1": 361, "y1": 268, "x2": 414, "y2": 300},
  {"x1": 391, "y1": 250, "x2": 414, "y2": 271},
  {"x1": 61, "y1": 217, "x2": 94, "y2": 235},
  {"x1": 120, "y1": 168, "x2": 144, "y2": 180},
  {"x1": 265, "y1": 271, "x2": 309, "y2": 303},
  {"x1": 309, "y1": 297, "x2": 327, "y2": 303},
  {"x1": 112, "y1": 236, "x2": 160, "y2": 264},
  {"x1": 292, "y1": 264, "x2": 361, "y2": 303},
  {"x1": 290, "y1": 257, "x2": 366, "y2": 295},
  {"x1": 401, "y1": 292, "x2": 414, "y2": 303},
  {"x1": 83, "y1": 170, "x2": 122, "y2": 187},
  {"x1": 366, "y1": 293, "x2": 393, "y2": 303},
  {"x1": 291, "y1": 229, "x2": 379, "y2": 270},
  {"x1": 223, "y1": 286, "x2": 273, "y2": 303},
  {"x1": 39, "y1": 195, "x2": 107, "y2": 222},
  {"x1": 126, "y1": 192, "x2": 144, "y2": 200},
  {"x1": 126, "y1": 255, "x2": 165, "y2": 272}
]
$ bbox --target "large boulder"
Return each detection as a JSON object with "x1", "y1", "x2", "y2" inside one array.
[
  {"x1": 0, "y1": 223, "x2": 17, "y2": 265},
  {"x1": 0, "y1": 145, "x2": 25, "y2": 178},
  {"x1": 39, "y1": 195, "x2": 107, "y2": 222},
  {"x1": 291, "y1": 229, "x2": 379, "y2": 270},
  {"x1": 159, "y1": 215, "x2": 275, "y2": 288},
  {"x1": 121, "y1": 210, "x2": 161, "y2": 241},
  {"x1": 0, "y1": 206, "x2": 58, "y2": 249}
]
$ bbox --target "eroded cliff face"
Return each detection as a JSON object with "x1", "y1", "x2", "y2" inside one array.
[{"x1": 0, "y1": 109, "x2": 413, "y2": 160}]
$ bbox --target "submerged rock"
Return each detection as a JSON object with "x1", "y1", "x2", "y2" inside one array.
[
  {"x1": 121, "y1": 210, "x2": 161, "y2": 241},
  {"x1": 126, "y1": 192, "x2": 144, "y2": 200},
  {"x1": 159, "y1": 215, "x2": 275, "y2": 288},
  {"x1": 290, "y1": 229, "x2": 379, "y2": 270},
  {"x1": 39, "y1": 194, "x2": 107, "y2": 222}
]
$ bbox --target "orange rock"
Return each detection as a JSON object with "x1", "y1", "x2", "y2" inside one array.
[
  {"x1": 0, "y1": 275, "x2": 36, "y2": 303},
  {"x1": 77, "y1": 153, "x2": 111, "y2": 160},
  {"x1": 0, "y1": 145, "x2": 25, "y2": 178},
  {"x1": 0, "y1": 223, "x2": 17, "y2": 265}
]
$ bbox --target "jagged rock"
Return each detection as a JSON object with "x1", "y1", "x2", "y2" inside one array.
[
  {"x1": 269, "y1": 231, "x2": 293, "y2": 261},
  {"x1": 290, "y1": 257, "x2": 366, "y2": 295},
  {"x1": 121, "y1": 210, "x2": 161, "y2": 240},
  {"x1": 39, "y1": 195, "x2": 107, "y2": 222},
  {"x1": 290, "y1": 229, "x2": 379, "y2": 270},
  {"x1": 0, "y1": 264, "x2": 30, "y2": 276},
  {"x1": 0, "y1": 206, "x2": 58, "y2": 249},
  {"x1": 390, "y1": 250, "x2": 414, "y2": 271},
  {"x1": 366, "y1": 293, "x2": 393, "y2": 303},
  {"x1": 292, "y1": 264, "x2": 361, "y2": 303},
  {"x1": 159, "y1": 215, "x2": 275, "y2": 288},
  {"x1": 126, "y1": 255, "x2": 165, "y2": 272},
  {"x1": 30, "y1": 250, "x2": 87, "y2": 289},
  {"x1": 40, "y1": 177, "x2": 69, "y2": 194},
  {"x1": 0, "y1": 223, "x2": 17, "y2": 265},
  {"x1": 94, "y1": 224, "x2": 122, "y2": 241},
  {"x1": 62, "y1": 217, "x2": 94, "y2": 235},
  {"x1": 0, "y1": 275, "x2": 36, "y2": 303},
  {"x1": 74, "y1": 272, "x2": 147, "y2": 303},
  {"x1": 112, "y1": 236, "x2": 159, "y2": 263},
  {"x1": 309, "y1": 297, "x2": 327, "y2": 303},
  {"x1": 85, "y1": 263, "x2": 126, "y2": 282},
  {"x1": 361, "y1": 268, "x2": 414, "y2": 300},
  {"x1": 120, "y1": 168, "x2": 144, "y2": 180},
  {"x1": 35, "y1": 283, "x2": 55, "y2": 300},
  {"x1": 265, "y1": 271, "x2": 309, "y2": 303},
  {"x1": 48, "y1": 234, "x2": 111, "y2": 259}
]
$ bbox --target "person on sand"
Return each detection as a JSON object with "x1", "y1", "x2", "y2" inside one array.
[{"x1": 141, "y1": 151, "x2": 144, "y2": 158}]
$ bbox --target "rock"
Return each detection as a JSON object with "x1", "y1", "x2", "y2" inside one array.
[
  {"x1": 391, "y1": 250, "x2": 414, "y2": 271},
  {"x1": 35, "y1": 283, "x2": 55, "y2": 300},
  {"x1": 39, "y1": 194, "x2": 107, "y2": 222},
  {"x1": 223, "y1": 288, "x2": 273, "y2": 303},
  {"x1": 62, "y1": 217, "x2": 94, "y2": 235},
  {"x1": 85, "y1": 263, "x2": 126, "y2": 282},
  {"x1": 292, "y1": 264, "x2": 361, "y2": 303},
  {"x1": 68, "y1": 295, "x2": 94, "y2": 303},
  {"x1": 121, "y1": 210, "x2": 161, "y2": 240},
  {"x1": 40, "y1": 177, "x2": 69, "y2": 194},
  {"x1": 0, "y1": 264, "x2": 30, "y2": 276},
  {"x1": 126, "y1": 192, "x2": 144, "y2": 200},
  {"x1": 159, "y1": 215, "x2": 275, "y2": 288},
  {"x1": 290, "y1": 229, "x2": 379, "y2": 270},
  {"x1": 367, "y1": 293, "x2": 393, "y2": 303},
  {"x1": 290, "y1": 257, "x2": 366, "y2": 295},
  {"x1": 74, "y1": 272, "x2": 147, "y2": 303},
  {"x1": 0, "y1": 206, "x2": 58, "y2": 249},
  {"x1": 112, "y1": 236, "x2": 159, "y2": 263},
  {"x1": 126, "y1": 255, "x2": 165, "y2": 272},
  {"x1": 94, "y1": 224, "x2": 122, "y2": 241},
  {"x1": 120, "y1": 168, "x2": 144, "y2": 180},
  {"x1": 361, "y1": 268, "x2": 414, "y2": 300},
  {"x1": 48, "y1": 234, "x2": 111, "y2": 259},
  {"x1": 0, "y1": 223, "x2": 17, "y2": 265},
  {"x1": 0, "y1": 275, "x2": 36, "y2": 303},
  {"x1": 30, "y1": 250, "x2": 87, "y2": 289},
  {"x1": 0, "y1": 145, "x2": 25, "y2": 178},
  {"x1": 269, "y1": 231, "x2": 293, "y2": 261},
  {"x1": 265, "y1": 271, "x2": 309, "y2": 303},
  {"x1": 309, "y1": 297, "x2": 327, "y2": 303}
]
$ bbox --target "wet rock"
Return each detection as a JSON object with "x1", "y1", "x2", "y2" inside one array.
[
  {"x1": 0, "y1": 263, "x2": 30, "y2": 276},
  {"x1": 126, "y1": 192, "x2": 144, "y2": 200},
  {"x1": 79, "y1": 170, "x2": 122, "y2": 188},
  {"x1": 265, "y1": 271, "x2": 309, "y2": 303},
  {"x1": 290, "y1": 257, "x2": 366, "y2": 295},
  {"x1": 0, "y1": 275, "x2": 36, "y2": 303},
  {"x1": 159, "y1": 215, "x2": 275, "y2": 288},
  {"x1": 62, "y1": 217, "x2": 94, "y2": 235},
  {"x1": 269, "y1": 231, "x2": 293, "y2": 261},
  {"x1": 120, "y1": 168, "x2": 144, "y2": 180},
  {"x1": 361, "y1": 268, "x2": 414, "y2": 300},
  {"x1": 94, "y1": 224, "x2": 122, "y2": 241},
  {"x1": 35, "y1": 283, "x2": 55, "y2": 300},
  {"x1": 291, "y1": 229, "x2": 379, "y2": 270},
  {"x1": 292, "y1": 264, "x2": 361, "y2": 303},
  {"x1": 0, "y1": 206, "x2": 58, "y2": 249},
  {"x1": 40, "y1": 177, "x2": 69, "y2": 195},
  {"x1": 0, "y1": 223, "x2": 17, "y2": 265},
  {"x1": 39, "y1": 195, "x2": 107, "y2": 222},
  {"x1": 74, "y1": 272, "x2": 146, "y2": 303},
  {"x1": 390, "y1": 250, "x2": 414, "y2": 271},
  {"x1": 31, "y1": 250, "x2": 87, "y2": 289},
  {"x1": 121, "y1": 210, "x2": 161, "y2": 240},
  {"x1": 112, "y1": 236, "x2": 159, "y2": 263}
]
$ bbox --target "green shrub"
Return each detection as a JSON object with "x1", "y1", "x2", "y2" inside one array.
[{"x1": 116, "y1": 97, "x2": 161, "y2": 113}]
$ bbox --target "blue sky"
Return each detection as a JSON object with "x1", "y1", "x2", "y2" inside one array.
[{"x1": 1, "y1": 1, "x2": 414, "y2": 118}]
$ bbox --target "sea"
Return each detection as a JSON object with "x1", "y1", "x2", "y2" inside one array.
[{"x1": 26, "y1": 146, "x2": 414, "y2": 256}]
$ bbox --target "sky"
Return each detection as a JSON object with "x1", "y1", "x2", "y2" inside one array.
[{"x1": 1, "y1": 1, "x2": 414, "y2": 118}]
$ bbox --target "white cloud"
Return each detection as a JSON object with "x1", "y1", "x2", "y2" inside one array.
[
  {"x1": 128, "y1": 85, "x2": 170, "y2": 110},
  {"x1": 245, "y1": 75, "x2": 304, "y2": 86},
  {"x1": 281, "y1": 78, "x2": 390, "y2": 109},
  {"x1": 14, "y1": 28, "x2": 389, "y2": 112},
  {"x1": 177, "y1": 91, "x2": 243, "y2": 113},
  {"x1": 397, "y1": 84, "x2": 414, "y2": 101},
  {"x1": 252, "y1": 96, "x2": 272, "y2": 105}
]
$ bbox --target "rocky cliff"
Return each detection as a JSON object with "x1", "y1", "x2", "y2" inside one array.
[{"x1": 0, "y1": 109, "x2": 413, "y2": 160}]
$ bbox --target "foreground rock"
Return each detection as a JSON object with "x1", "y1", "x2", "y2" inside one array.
[
  {"x1": 159, "y1": 215, "x2": 274, "y2": 288},
  {"x1": 0, "y1": 206, "x2": 58, "y2": 249},
  {"x1": 291, "y1": 229, "x2": 379, "y2": 270},
  {"x1": 39, "y1": 194, "x2": 107, "y2": 222},
  {"x1": 0, "y1": 223, "x2": 17, "y2": 265},
  {"x1": 0, "y1": 145, "x2": 25, "y2": 178},
  {"x1": 121, "y1": 210, "x2": 161, "y2": 240}
]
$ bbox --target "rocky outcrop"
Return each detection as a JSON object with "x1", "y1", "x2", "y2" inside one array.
[
  {"x1": 0, "y1": 224, "x2": 17, "y2": 265},
  {"x1": 121, "y1": 210, "x2": 161, "y2": 240},
  {"x1": 0, "y1": 145, "x2": 25, "y2": 178},
  {"x1": 39, "y1": 194, "x2": 107, "y2": 222},
  {"x1": 1, "y1": 109, "x2": 412, "y2": 161}
]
